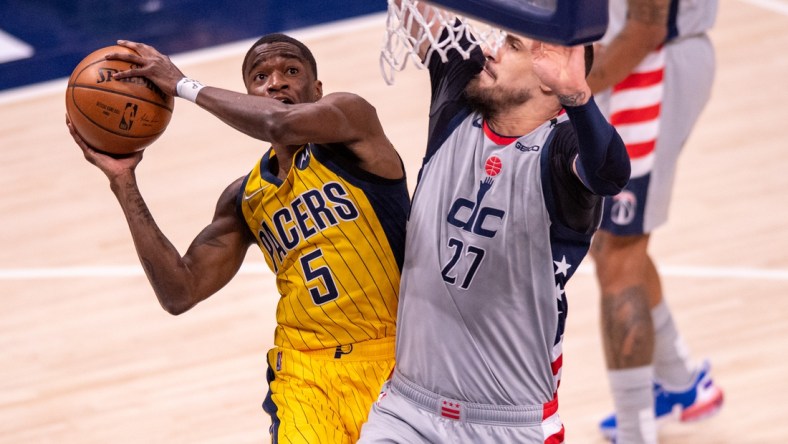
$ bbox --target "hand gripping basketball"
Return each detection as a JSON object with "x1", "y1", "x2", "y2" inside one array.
[
  {"x1": 107, "y1": 40, "x2": 186, "y2": 98},
  {"x1": 65, "y1": 44, "x2": 175, "y2": 155}
]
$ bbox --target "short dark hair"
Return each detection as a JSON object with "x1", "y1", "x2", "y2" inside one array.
[
  {"x1": 242, "y1": 33, "x2": 318, "y2": 80},
  {"x1": 584, "y1": 44, "x2": 594, "y2": 77}
]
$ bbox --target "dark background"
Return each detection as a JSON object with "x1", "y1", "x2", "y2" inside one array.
[{"x1": 0, "y1": 0, "x2": 385, "y2": 91}]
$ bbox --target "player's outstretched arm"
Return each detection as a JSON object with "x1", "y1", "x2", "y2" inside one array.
[
  {"x1": 106, "y1": 39, "x2": 363, "y2": 149},
  {"x1": 67, "y1": 116, "x2": 254, "y2": 314},
  {"x1": 563, "y1": 98, "x2": 630, "y2": 196},
  {"x1": 108, "y1": 40, "x2": 402, "y2": 180},
  {"x1": 529, "y1": 42, "x2": 629, "y2": 195},
  {"x1": 196, "y1": 89, "x2": 403, "y2": 179},
  {"x1": 586, "y1": 0, "x2": 670, "y2": 93}
]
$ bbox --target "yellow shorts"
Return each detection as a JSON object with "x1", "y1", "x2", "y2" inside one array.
[{"x1": 263, "y1": 336, "x2": 395, "y2": 444}]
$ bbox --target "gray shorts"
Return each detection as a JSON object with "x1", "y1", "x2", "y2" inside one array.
[{"x1": 358, "y1": 372, "x2": 564, "y2": 443}]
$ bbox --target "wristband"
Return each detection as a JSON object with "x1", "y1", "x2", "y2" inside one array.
[{"x1": 176, "y1": 77, "x2": 205, "y2": 103}]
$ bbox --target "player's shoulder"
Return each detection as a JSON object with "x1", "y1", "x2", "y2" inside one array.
[
  {"x1": 320, "y1": 92, "x2": 382, "y2": 132},
  {"x1": 220, "y1": 176, "x2": 247, "y2": 211},
  {"x1": 225, "y1": 175, "x2": 246, "y2": 193},
  {"x1": 320, "y1": 91, "x2": 371, "y2": 108},
  {"x1": 549, "y1": 120, "x2": 578, "y2": 155}
]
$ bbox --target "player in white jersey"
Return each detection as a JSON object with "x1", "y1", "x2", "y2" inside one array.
[
  {"x1": 587, "y1": 0, "x2": 724, "y2": 442},
  {"x1": 358, "y1": 3, "x2": 630, "y2": 443}
]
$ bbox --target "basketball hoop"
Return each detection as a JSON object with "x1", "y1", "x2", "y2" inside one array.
[
  {"x1": 379, "y1": 0, "x2": 609, "y2": 85},
  {"x1": 379, "y1": 0, "x2": 506, "y2": 85}
]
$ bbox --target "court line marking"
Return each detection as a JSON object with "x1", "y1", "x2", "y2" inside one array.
[
  {"x1": 0, "y1": 12, "x2": 387, "y2": 106},
  {"x1": 0, "y1": 263, "x2": 271, "y2": 280},
  {"x1": 739, "y1": 0, "x2": 788, "y2": 15},
  {"x1": 1, "y1": 263, "x2": 787, "y2": 281}
]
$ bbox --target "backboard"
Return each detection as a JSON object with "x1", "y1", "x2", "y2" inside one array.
[{"x1": 427, "y1": 0, "x2": 608, "y2": 45}]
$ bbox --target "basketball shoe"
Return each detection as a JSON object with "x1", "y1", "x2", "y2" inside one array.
[{"x1": 599, "y1": 360, "x2": 724, "y2": 442}]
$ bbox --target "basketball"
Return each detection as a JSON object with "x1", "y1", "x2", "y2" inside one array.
[
  {"x1": 485, "y1": 155, "x2": 502, "y2": 176},
  {"x1": 65, "y1": 45, "x2": 174, "y2": 156}
]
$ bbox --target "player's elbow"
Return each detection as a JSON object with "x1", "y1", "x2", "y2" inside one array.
[
  {"x1": 156, "y1": 292, "x2": 195, "y2": 316},
  {"x1": 599, "y1": 136, "x2": 631, "y2": 194},
  {"x1": 594, "y1": 175, "x2": 630, "y2": 196},
  {"x1": 268, "y1": 127, "x2": 296, "y2": 146},
  {"x1": 263, "y1": 112, "x2": 302, "y2": 146},
  {"x1": 161, "y1": 303, "x2": 187, "y2": 316},
  {"x1": 593, "y1": 158, "x2": 631, "y2": 196}
]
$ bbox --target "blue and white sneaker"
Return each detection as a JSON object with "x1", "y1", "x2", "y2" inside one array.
[{"x1": 599, "y1": 360, "x2": 724, "y2": 442}]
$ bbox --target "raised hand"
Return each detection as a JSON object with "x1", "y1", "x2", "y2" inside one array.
[
  {"x1": 530, "y1": 41, "x2": 591, "y2": 107},
  {"x1": 106, "y1": 40, "x2": 186, "y2": 97}
]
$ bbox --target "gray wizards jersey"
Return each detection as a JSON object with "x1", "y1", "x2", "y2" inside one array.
[{"x1": 393, "y1": 45, "x2": 602, "y2": 408}]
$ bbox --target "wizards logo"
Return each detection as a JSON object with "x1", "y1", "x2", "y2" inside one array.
[{"x1": 446, "y1": 156, "x2": 506, "y2": 238}]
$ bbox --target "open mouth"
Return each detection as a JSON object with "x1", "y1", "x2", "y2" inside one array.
[{"x1": 273, "y1": 96, "x2": 294, "y2": 104}]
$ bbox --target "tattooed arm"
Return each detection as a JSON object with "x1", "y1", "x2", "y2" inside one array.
[
  {"x1": 67, "y1": 116, "x2": 255, "y2": 314},
  {"x1": 586, "y1": 0, "x2": 670, "y2": 93}
]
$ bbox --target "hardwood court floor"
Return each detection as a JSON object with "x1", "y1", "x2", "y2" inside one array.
[{"x1": 1, "y1": 1, "x2": 786, "y2": 442}]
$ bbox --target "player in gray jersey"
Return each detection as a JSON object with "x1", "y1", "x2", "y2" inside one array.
[
  {"x1": 587, "y1": 0, "x2": 724, "y2": 442},
  {"x1": 358, "y1": 3, "x2": 630, "y2": 443}
]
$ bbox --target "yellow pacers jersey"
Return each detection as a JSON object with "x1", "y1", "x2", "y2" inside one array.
[{"x1": 239, "y1": 144, "x2": 408, "y2": 351}]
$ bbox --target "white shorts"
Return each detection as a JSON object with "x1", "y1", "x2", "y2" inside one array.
[
  {"x1": 596, "y1": 33, "x2": 715, "y2": 235},
  {"x1": 358, "y1": 372, "x2": 564, "y2": 444}
]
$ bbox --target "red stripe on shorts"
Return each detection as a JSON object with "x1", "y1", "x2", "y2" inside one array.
[
  {"x1": 625, "y1": 140, "x2": 656, "y2": 159},
  {"x1": 544, "y1": 425, "x2": 565, "y2": 444},
  {"x1": 611, "y1": 103, "x2": 661, "y2": 126},
  {"x1": 613, "y1": 69, "x2": 664, "y2": 92},
  {"x1": 542, "y1": 397, "x2": 558, "y2": 420},
  {"x1": 551, "y1": 354, "x2": 563, "y2": 376}
]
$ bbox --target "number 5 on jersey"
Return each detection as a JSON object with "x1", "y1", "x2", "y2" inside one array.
[{"x1": 300, "y1": 248, "x2": 339, "y2": 305}]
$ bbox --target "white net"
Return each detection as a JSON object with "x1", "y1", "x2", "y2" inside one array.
[{"x1": 380, "y1": 0, "x2": 507, "y2": 85}]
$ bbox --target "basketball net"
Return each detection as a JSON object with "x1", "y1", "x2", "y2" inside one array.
[{"x1": 380, "y1": 0, "x2": 507, "y2": 85}]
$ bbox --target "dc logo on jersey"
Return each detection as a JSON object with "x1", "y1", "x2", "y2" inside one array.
[
  {"x1": 611, "y1": 190, "x2": 637, "y2": 225},
  {"x1": 446, "y1": 157, "x2": 506, "y2": 238}
]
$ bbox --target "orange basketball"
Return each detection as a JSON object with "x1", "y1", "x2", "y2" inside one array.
[{"x1": 65, "y1": 45, "x2": 174, "y2": 156}]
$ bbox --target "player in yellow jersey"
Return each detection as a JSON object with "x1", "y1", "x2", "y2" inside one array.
[{"x1": 66, "y1": 34, "x2": 408, "y2": 443}]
